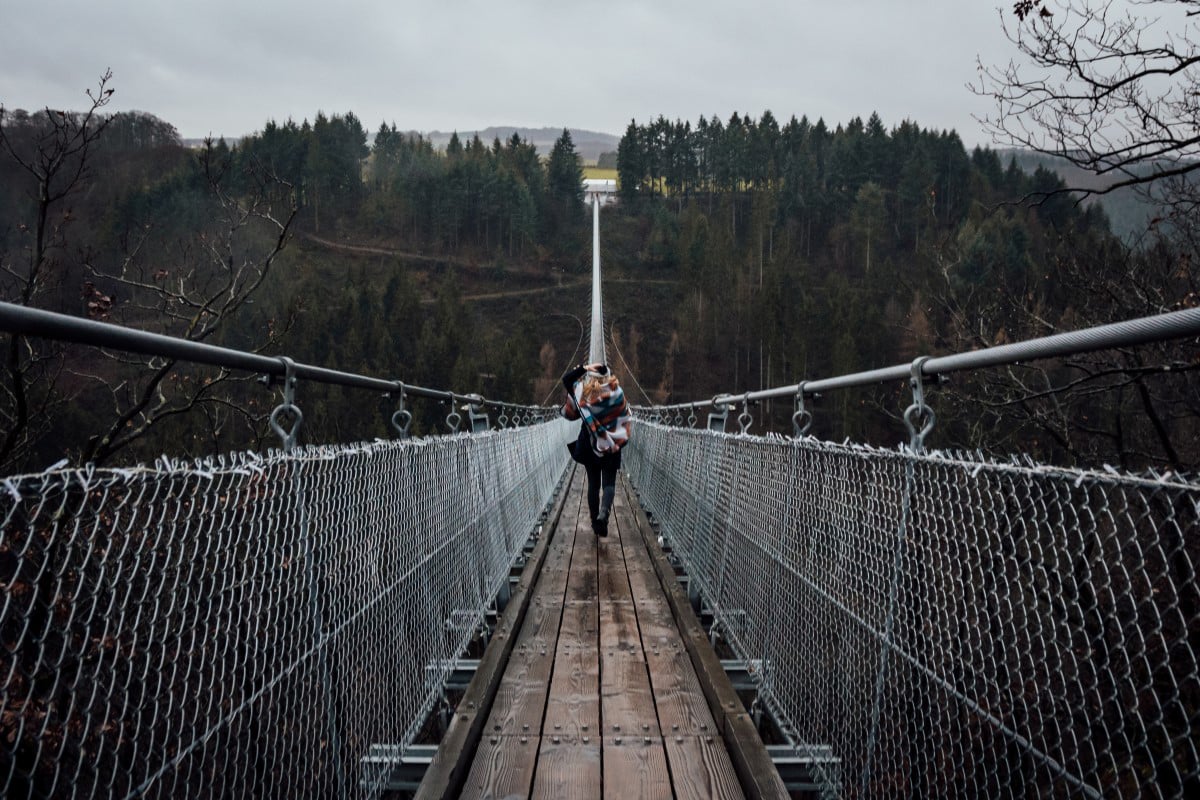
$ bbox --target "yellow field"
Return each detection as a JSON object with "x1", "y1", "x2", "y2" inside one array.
[{"x1": 583, "y1": 166, "x2": 618, "y2": 181}]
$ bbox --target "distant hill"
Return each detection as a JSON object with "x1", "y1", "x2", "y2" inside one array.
[
  {"x1": 422, "y1": 127, "x2": 620, "y2": 164},
  {"x1": 996, "y1": 149, "x2": 1172, "y2": 242}
]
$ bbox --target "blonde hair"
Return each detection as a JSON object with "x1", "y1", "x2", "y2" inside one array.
[{"x1": 581, "y1": 374, "x2": 617, "y2": 404}]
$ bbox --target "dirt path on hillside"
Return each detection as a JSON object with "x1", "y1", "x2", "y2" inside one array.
[
  {"x1": 302, "y1": 233, "x2": 550, "y2": 275},
  {"x1": 418, "y1": 276, "x2": 677, "y2": 305},
  {"x1": 302, "y1": 233, "x2": 678, "y2": 305}
]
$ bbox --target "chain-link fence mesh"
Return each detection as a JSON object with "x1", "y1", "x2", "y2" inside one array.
[
  {"x1": 1, "y1": 420, "x2": 571, "y2": 799},
  {"x1": 625, "y1": 420, "x2": 1199, "y2": 799}
]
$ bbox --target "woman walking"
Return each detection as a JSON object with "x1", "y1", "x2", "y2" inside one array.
[{"x1": 561, "y1": 363, "x2": 632, "y2": 536}]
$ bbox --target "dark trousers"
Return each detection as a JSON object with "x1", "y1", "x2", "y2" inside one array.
[{"x1": 585, "y1": 457, "x2": 619, "y2": 521}]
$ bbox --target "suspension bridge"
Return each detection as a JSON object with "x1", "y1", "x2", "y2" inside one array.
[{"x1": 1, "y1": 183, "x2": 1198, "y2": 799}]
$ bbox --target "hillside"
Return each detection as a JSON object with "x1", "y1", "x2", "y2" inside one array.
[
  {"x1": 3, "y1": 106, "x2": 1194, "y2": 474},
  {"x1": 997, "y1": 149, "x2": 1167, "y2": 241},
  {"x1": 423, "y1": 126, "x2": 619, "y2": 163}
]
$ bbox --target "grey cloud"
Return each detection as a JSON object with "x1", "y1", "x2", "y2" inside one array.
[{"x1": 2, "y1": 1, "x2": 1022, "y2": 146}]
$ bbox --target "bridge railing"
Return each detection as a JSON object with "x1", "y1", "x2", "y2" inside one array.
[
  {"x1": 0, "y1": 300, "x2": 549, "y2": 446},
  {"x1": 1, "y1": 423, "x2": 571, "y2": 799},
  {"x1": 625, "y1": 422, "x2": 1198, "y2": 798},
  {"x1": 640, "y1": 306, "x2": 1200, "y2": 446},
  {"x1": 0, "y1": 300, "x2": 574, "y2": 798}
]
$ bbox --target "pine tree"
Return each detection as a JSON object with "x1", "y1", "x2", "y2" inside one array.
[
  {"x1": 616, "y1": 120, "x2": 644, "y2": 203},
  {"x1": 544, "y1": 129, "x2": 584, "y2": 254}
]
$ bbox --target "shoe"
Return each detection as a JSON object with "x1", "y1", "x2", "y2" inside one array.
[{"x1": 595, "y1": 516, "x2": 609, "y2": 537}]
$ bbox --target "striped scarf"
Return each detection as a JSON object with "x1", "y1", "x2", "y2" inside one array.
[{"x1": 573, "y1": 379, "x2": 632, "y2": 456}]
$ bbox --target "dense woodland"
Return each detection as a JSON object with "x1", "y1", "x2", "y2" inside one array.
[{"x1": 0, "y1": 96, "x2": 1196, "y2": 472}]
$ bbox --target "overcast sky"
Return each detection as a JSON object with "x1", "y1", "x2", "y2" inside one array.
[{"x1": 1, "y1": 1, "x2": 1022, "y2": 147}]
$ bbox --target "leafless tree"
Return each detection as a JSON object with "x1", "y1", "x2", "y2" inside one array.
[
  {"x1": 79, "y1": 140, "x2": 299, "y2": 465},
  {"x1": 940, "y1": 2, "x2": 1200, "y2": 470},
  {"x1": 939, "y1": 234, "x2": 1200, "y2": 470},
  {"x1": 1, "y1": 73, "x2": 300, "y2": 470},
  {"x1": 974, "y1": 0, "x2": 1199, "y2": 232},
  {"x1": 0, "y1": 70, "x2": 114, "y2": 470}
]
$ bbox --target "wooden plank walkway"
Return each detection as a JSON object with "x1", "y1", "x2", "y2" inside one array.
[{"x1": 418, "y1": 465, "x2": 787, "y2": 800}]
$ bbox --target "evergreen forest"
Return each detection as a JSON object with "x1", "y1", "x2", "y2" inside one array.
[{"x1": 1, "y1": 100, "x2": 1195, "y2": 473}]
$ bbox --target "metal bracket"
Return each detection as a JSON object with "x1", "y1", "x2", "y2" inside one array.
[
  {"x1": 903, "y1": 356, "x2": 936, "y2": 452},
  {"x1": 269, "y1": 356, "x2": 302, "y2": 452},
  {"x1": 721, "y1": 658, "x2": 768, "y2": 691},
  {"x1": 767, "y1": 744, "x2": 843, "y2": 794},
  {"x1": 466, "y1": 396, "x2": 489, "y2": 433},
  {"x1": 707, "y1": 395, "x2": 731, "y2": 432},
  {"x1": 359, "y1": 743, "x2": 438, "y2": 793},
  {"x1": 793, "y1": 382, "x2": 814, "y2": 437}
]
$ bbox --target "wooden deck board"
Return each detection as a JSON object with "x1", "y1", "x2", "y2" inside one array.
[
  {"x1": 458, "y1": 734, "x2": 539, "y2": 800},
  {"x1": 599, "y1": 599, "x2": 642, "y2": 658},
  {"x1": 483, "y1": 649, "x2": 557, "y2": 736},
  {"x1": 544, "y1": 603, "x2": 600, "y2": 738},
  {"x1": 601, "y1": 654, "x2": 660, "y2": 736},
  {"x1": 625, "y1": 563, "x2": 668, "y2": 603},
  {"x1": 635, "y1": 600, "x2": 720, "y2": 735},
  {"x1": 563, "y1": 568, "x2": 598, "y2": 604},
  {"x1": 664, "y1": 735, "x2": 745, "y2": 800},
  {"x1": 531, "y1": 735, "x2": 602, "y2": 800},
  {"x1": 603, "y1": 736, "x2": 673, "y2": 799},
  {"x1": 597, "y1": 548, "x2": 635, "y2": 602},
  {"x1": 515, "y1": 596, "x2": 564, "y2": 649},
  {"x1": 646, "y1": 646, "x2": 721, "y2": 736},
  {"x1": 535, "y1": 482, "x2": 584, "y2": 599},
  {"x1": 564, "y1": 523, "x2": 598, "y2": 602},
  {"x1": 450, "y1": 465, "x2": 771, "y2": 799}
]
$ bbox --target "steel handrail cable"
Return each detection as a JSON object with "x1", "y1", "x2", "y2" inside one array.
[
  {"x1": 636, "y1": 306, "x2": 1200, "y2": 414},
  {"x1": 0, "y1": 300, "x2": 550, "y2": 416}
]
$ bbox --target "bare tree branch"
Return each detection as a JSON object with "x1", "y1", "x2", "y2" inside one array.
[
  {"x1": 974, "y1": 1, "x2": 1200, "y2": 224},
  {"x1": 0, "y1": 71, "x2": 115, "y2": 470},
  {"x1": 80, "y1": 140, "x2": 298, "y2": 465}
]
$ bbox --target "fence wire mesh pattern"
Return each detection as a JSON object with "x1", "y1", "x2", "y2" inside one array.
[
  {"x1": 1, "y1": 419, "x2": 571, "y2": 799},
  {"x1": 625, "y1": 421, "x2": 1199, "y2": 799}
]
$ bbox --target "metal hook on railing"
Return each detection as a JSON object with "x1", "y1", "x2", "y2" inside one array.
[
  {"x1": 903, "y1": 356, "x2": 937, "y2": 452},
  {"x1": 269, "y1": 356, "x2": 303, "y2": 452},
  {"x1": 687, "y1": 408, "x2": 697, "y2": 428},
  {"x1": 737, "y1": 393, "x2": 753, "y2": 435},
  {"x1": 792, "y1": 382, "x2": 814, "y2": 437},
  {"x1": 390, "y1": 382, "x2": 412, "y2": 439},
  {"x1": 445, "y1": 400, "x2": 462, "y2": 433},
  {"x1": 497, "y1": 408, "x2": 509, "y2": 428}
]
